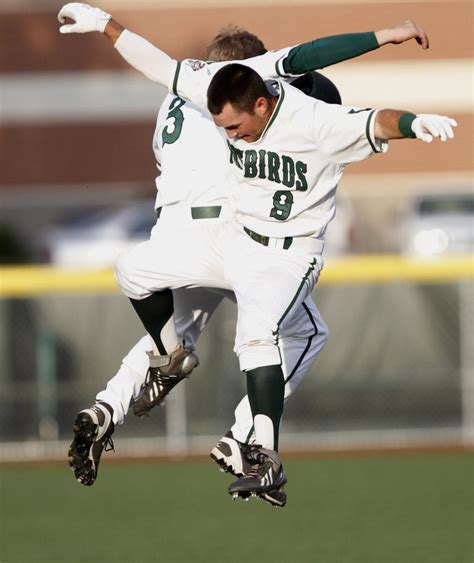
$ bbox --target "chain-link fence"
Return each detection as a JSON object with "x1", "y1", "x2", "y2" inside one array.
[{"x1": 0, "y1": 259, "x2": 472, "y2": 460}]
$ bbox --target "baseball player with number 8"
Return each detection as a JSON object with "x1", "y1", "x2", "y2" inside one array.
[{"x1": 59, "y1": 3, "x2": 456, "y2": 505}]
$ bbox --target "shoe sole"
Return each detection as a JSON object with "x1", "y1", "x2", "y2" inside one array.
[
  {"x1": 68, "y1": 413, "x2": 97, "y2": 486},
  {"x1": 260, "y1": 489, "x2": 287, "y2": 507},
  {"x1": 230, "y1": 489, "x2": 287, "y2": 507},
  {"x1": 228, "y1": 473, "x2": 288, "y2": 504}
]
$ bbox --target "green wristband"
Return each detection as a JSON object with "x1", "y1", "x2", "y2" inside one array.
[{"x1": 398, "y1": 112, "x2": 417, "y2": 138}]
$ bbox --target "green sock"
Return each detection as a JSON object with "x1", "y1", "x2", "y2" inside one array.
[
  {"x1": 246, "y1": 365, "x2": 284, "y2": 450},
  {"x1": 129, "y1": 290, "x2": 174, "y2": 355}
]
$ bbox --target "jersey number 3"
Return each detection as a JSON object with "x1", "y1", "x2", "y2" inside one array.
[
  {"x1": 162, "y1": 97, "x2": 186, "y2": 146},
  {"x1": 270, "y1": 190, "x2": 294, "y2": 221}
]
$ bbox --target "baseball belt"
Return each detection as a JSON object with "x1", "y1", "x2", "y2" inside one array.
[
  {"x1": 243, "y1": 226, "x2": 325, "y2": 254},
  {"x1": 244, "y1": 226, "x2": 294, "y2": 249},
  {"x1": 156, "y1": 205, "x2": 222, "y2": 220}
]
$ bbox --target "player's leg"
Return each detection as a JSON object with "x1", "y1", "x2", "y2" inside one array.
[
  {"x1": 223, "y1": 225, "x2": 322, "y2": 501},
  {"x1": 211, "y1": 297, "x2": 328, "y2": 506},
  {"x1": 69, "y1": 287, "x2": 228, "y2": 485},
  {"x1": 131, "y1": 287, "x2": 230, "y2": 416},
  {"x1": 230, "y1": 248, "x2": 321, "y2": 451},
  {"x1": 223, "y1": 296, "x2": 328, "y2": 445},
  {"x1": 115, "y1": 222, "x2": 228, "y2": 407}
]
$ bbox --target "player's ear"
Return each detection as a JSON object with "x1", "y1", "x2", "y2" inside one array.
[{"x1": 254, "y1": 97, "x2": 268, "y2": 115}]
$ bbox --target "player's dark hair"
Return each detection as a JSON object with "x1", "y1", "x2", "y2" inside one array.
[
  {"x1": 207, "y1": 63, "x2": 272, "y2": 115},
  {"x1": 206, "y1": 25, "x2": 267, "y2": 61}
]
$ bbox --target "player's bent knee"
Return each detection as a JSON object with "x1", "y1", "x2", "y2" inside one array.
[{"x1": 114, "y1": 250, "x2": 143, "y2": 299}]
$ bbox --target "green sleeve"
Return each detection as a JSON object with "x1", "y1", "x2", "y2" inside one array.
[{"x1": 282, "y1": 32, "x2": 379, "y2": 74}]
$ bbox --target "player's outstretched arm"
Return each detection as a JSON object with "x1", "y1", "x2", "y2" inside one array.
[
  {"x1": 58, "y1": 3, "x2": 176, "y2": 86},
  {"x1": 374, "y1": 110, "x2": 457, "y2": 142},
  {"x1": 280, "y1": 19, "x2": 429, "y2": 75}
]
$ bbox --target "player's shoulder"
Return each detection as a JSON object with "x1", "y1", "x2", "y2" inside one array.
[{"x1": 276, "y1": 80, "x2": 322, "y2": 121}]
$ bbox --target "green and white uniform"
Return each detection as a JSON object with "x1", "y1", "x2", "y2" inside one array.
[
  {"x1": 112, "y1": 28, "x2": 386, "y2": 451},
  {"x1": 116, "y1": 81, "x2": 387, "y2": 374},
  {"x1": 98, "y1": 93, "x2": 329, "y2": 443}
]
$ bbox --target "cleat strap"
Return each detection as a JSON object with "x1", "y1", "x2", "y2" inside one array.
[{"x1": 146, "y1": 351, "x2": 171, "y2": 368}]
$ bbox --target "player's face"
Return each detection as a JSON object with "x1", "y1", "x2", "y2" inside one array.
[{"x1": 213, "y1": 98, "x2": 273, "y2": 143}]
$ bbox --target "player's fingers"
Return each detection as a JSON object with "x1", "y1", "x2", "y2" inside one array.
[
  {"x1": 432, "y1": 117, "x2": 457, "y2": 141},
  {"x1": 441, "y1": 121, "x2": 454, "y2": 141},
  {"x1": 412, "y1": 119, "x2": 432, "y2": 142},
  {"x1": 57, "y1": 6, "x2": 75, "y2": 23},
  {"x1": 423, "y1": 119, "x2": 441, "y2": 139},
  {"x1": 59, "y1": 24, "x2": 76, "y2": 34},
  {"x1": 414, "y1": 24, "x2": 429, "y2": 49},
  {"x1": 442, "y1": 120, "x2": 457, "y2": 140}
]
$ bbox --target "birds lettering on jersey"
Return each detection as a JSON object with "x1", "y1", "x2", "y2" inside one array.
[{"x1": 227, "y1": 142, "x2": 308, "y2": 191}]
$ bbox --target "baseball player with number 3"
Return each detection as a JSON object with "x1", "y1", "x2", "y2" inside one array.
[{"x1": 58, "y1": 3, "x2": 457, "y2": 506}]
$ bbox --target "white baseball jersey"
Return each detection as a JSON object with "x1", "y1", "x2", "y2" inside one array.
[
  {"x1": 152, "y1": 94, "x2": 237, "y2": 210},
  {"x1": 172, "y1": 74, "x2": 388, "y2": 238}
]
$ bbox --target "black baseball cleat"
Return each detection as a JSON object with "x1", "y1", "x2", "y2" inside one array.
[
  {"x1": 132, "y1": 346, "x2": 199, "y2": 417},
  {"x1": 68, "y1": 401, "x2": 115, "y2": 486},
  {"x1": 228, "y1": 446, "x2": 288, "y2": 507}
]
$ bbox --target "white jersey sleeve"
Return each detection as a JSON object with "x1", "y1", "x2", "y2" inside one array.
[
  {"x1": 114, "y1": 30, "x2": 178, "y2": 90},
  {"x1": 114, "y1": 30, "x2": 296, "y2": 109},
  {"x1": 311, "y1": 102, "x2": 388, "y2": 164}
]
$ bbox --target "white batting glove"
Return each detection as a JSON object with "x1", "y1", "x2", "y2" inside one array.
[
  {"x1": 411, "y1": 114, "x2": 458, "y2": 143},
  {"x1": 58, "y1": 3, "x2": 111, "y2": 34}
]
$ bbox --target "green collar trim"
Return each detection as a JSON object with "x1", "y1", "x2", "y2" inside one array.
[{"x1": 172, "y1": 61, "x2": 181, "y2": 96}]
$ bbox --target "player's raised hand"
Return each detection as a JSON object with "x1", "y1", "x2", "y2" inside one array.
[
  {"x1": 376, "y1": 20, "x2": 429, "y2": 50},
  {"x1": 58, "y1": 2, "x2": 111, "y2": 34},
  {"x1": 412, "y1": 114, "x2": 458, "y2": 143}
]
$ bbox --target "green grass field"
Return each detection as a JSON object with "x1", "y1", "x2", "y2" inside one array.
[{"x1": 1, "y1": 452, "x2": 472, "y2": 563}]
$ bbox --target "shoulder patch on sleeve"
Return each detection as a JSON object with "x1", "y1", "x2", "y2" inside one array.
[{"x1": 185, "y1": 59, "x2": 206, "y2": 71}]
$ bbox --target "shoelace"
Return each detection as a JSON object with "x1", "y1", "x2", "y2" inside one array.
[
  {"x1": 145, "y1": 367, "x2": 181, "y2": 388},
  {"x1": 243, "y1": 446, "x2": 271, "y2": 478},
  {"x1": 247, "y1": 461, "x2": 271, "y2": 478},
  {"x1": 243, "y1": 445, "x2": 265, "y2": 464}
]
